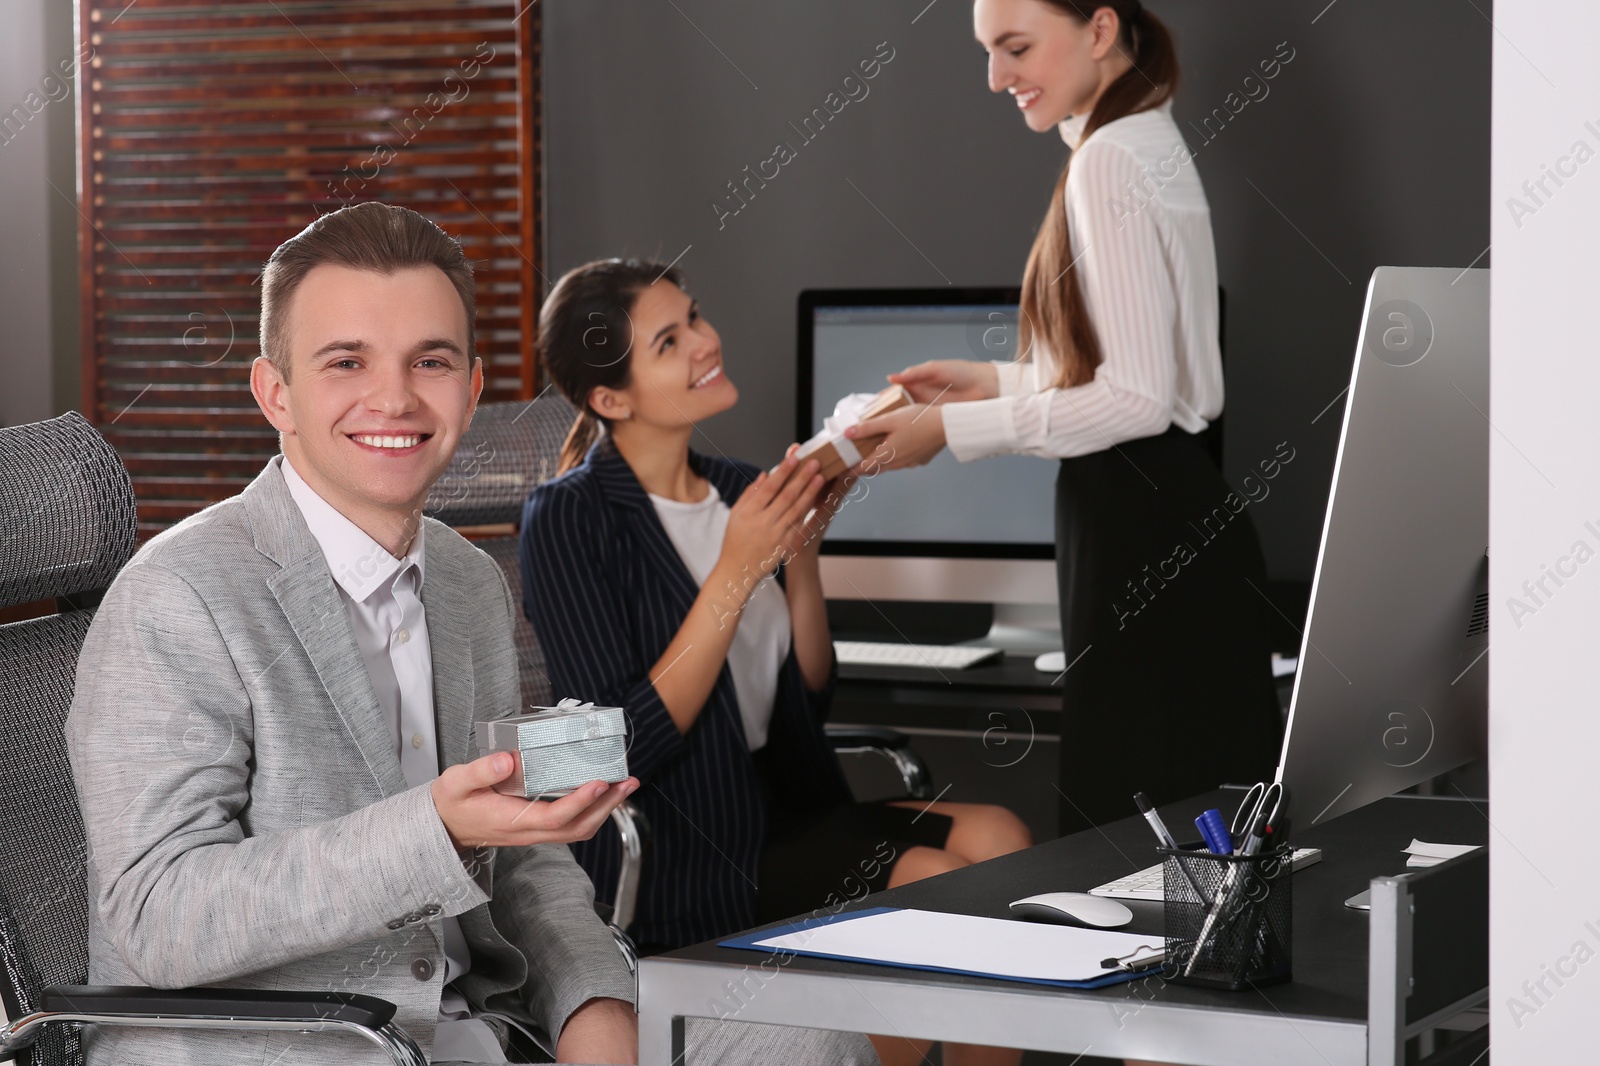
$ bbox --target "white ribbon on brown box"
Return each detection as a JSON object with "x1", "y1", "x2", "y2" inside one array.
[{"x1": 795, "y1": 391, "x2": 883, "y2": 469}]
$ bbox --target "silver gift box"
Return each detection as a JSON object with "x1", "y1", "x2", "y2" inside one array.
[{"x1": 476, "y1": 700, "x2": 629, "y2": 798}]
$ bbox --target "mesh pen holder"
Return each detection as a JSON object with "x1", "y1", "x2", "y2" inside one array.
[{"x1": 1160, "y1": 843, "x2": 1293, "y2": 990}]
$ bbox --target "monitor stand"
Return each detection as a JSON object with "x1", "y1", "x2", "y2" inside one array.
[{"x1": 984, "y1": 603, "x2": 1061, "y2": 655}]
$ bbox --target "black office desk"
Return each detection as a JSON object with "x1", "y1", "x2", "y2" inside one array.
[
  {"x1": 835, "y1": 653, "x2": 1062, "y2": 729},
  {"x1": 832, "y1": 655, "x2": 1295, "y2": 841},
  {"x1": 832, "y1": 654, "x2": 1064, "y2": 838},
  {"x1": 639, "y1": 789, "x2": 1488, "y2": 1065}
]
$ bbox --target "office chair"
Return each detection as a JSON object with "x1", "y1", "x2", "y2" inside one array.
[
  {"x1": 426, "y1": 399, "x2": 936, "y2": 936},
  {"x1": 0, "y1": 413, "x2": 426, "y2": 1066}
]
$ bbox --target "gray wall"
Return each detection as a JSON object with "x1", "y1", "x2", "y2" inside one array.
[
  {"x1": 550, "y1": 1, "x2": 1487, "y2": 581},
  {"x1": 0, "y1": 0, "x2": 84, "y2": 425},
  {"x1": 1160, "y1": 1, "x2": 1490, "y2": 579},
  {"x1": 1, "y1": 0, "x2": 56, "y2": 427}
]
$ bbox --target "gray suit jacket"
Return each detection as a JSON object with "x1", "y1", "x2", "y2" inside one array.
[{"x1": 65, "y1": 456, "x2": 634, "y2": 1065}]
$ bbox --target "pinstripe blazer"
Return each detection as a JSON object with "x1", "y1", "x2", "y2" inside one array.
[
  {"x1": 519, "y1": 442, "x2": 852, "y2": 949},
  {"x1": 64, "y1": 457, "x2": 634, "y2": 1065}
]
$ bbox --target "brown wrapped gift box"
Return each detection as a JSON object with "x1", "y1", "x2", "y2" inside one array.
[{"x1": 790, "y1": 384, "x2": 912, "y2": 481}]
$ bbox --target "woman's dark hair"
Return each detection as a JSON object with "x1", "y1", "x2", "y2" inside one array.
[
  {"x1": 539, "y1": 257, "x2": 684, "y2": 474},
  {"x1": 1019, "y1": 1, "x2": 1178, "y2": 388}
]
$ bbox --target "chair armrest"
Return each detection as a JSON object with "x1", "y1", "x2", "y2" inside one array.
[
  {"x1": 40, "y1": 985, "x2": 395, "y2": 1027},
  {"x1": 825, "y1": 725, "x2": 934, "y2": 800},
  {"x1": 825, "y1": 725, "x2": 912, "y2": 751},
  {"x1": 3, "y1": 986, "x2": 424, "y2": 1066},
  {"x1": 608, "y1": 800, "x2": 648, "y2": 934}
]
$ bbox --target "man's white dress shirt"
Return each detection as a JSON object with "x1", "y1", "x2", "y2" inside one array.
[{"x1": 282, "y1": 457, "x2": 506, "y2": 1063}]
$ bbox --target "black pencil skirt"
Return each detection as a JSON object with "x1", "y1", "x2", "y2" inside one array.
[{"x1": 1054, "y1": 425, "x2": 1283, "y2": 836}]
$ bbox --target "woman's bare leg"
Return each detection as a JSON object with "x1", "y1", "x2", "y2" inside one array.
[
  {"x1": 885, "y1": 800, "x2": 1034, "y2": 863},
  {"x1": 868, "y1": 1034, "x2": 935, "y2": 1066},
  {"x1": 884, "y1": 844, "x2": 969, "y2": 887}
]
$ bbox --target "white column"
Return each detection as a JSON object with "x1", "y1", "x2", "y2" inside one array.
[{"x1": 1490, "y1": 1, "x2": 1600, "y2": 1057}]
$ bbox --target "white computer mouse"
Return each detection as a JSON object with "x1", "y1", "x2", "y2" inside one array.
[
  {"x1": 1033, "y1": 651, "x2": 1067, "y2": 673},
  {"x1": 1009, "y1": 892, "x2": 1134, "y2": 928}
]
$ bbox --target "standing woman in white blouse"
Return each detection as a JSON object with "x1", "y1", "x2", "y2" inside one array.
[{"x1": 852, "y1": 0, "x2": 1282, "y2": 837}]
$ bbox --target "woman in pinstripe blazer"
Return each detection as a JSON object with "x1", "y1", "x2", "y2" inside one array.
[{"x1": 519, "y1": 260, "x2": 1033, "y2": 962}]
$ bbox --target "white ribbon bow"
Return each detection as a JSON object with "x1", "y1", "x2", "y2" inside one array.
[
  {"x1": 797, "y1": 392, "x2": 880, "y2": 469},
  {"x1": 551, "y1": 698, "x2": 607, "y2": 739}
]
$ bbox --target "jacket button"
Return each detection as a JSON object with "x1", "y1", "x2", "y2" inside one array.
[
  {"x1": 421, "y1": 903, "x2": 442, "y2": 917},
  {"x1": 386, "y1": 918, "x2": 406, "y2": 930},
  {"x1": 411, "y1": 958, "x2": 434, "y2": 982},
  {"x1": 404, "y1": 911, "x2": 425, "y2": 925}
]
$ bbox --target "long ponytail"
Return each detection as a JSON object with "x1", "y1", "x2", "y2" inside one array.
[
  {"x1": 557, "y1": 410, "x2": 604, "y2": 477},
  {"x1": 1019, "y1": 1, "x2": 1178, "y2": 388},
  {"x1": 538, "y1": 258, "x2": 685, "y2": 474}
]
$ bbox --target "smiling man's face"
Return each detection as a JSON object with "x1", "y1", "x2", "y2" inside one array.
[{"x1": 251, "y1": 263, "x2": 482, "y2": 546}]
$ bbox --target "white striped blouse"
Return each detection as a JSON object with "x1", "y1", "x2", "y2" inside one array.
[{"x1": 941, "y1": 101, "x2": 1224, "y2": 462}]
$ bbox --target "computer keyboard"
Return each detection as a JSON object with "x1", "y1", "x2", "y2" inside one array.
[
  {"x1": 1089, "y1": 847, "x2": 1323, "y2": 901},
  {"x1": 833, "y1": 641, "x2": 1003, "y2": 670}
]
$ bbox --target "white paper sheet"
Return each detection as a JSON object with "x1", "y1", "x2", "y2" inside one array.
[
  {"x1": 753, "y1": 908, "x2": 1165, "y2": 983},
  {"x1": 1404, "y1": 839, "x2": 1482, "y2": 868}
]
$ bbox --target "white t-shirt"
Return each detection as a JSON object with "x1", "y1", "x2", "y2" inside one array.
[{"x1": 648, "y1": 486, "x2": 792, "y2": 750}]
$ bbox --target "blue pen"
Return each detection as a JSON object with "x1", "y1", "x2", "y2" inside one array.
[{"x1": 1195, "y1": 808, "x2": 1234, "y2": 855}]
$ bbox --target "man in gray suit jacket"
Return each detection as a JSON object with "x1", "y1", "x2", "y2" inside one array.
[{"x1": 64, "y1": 203, "x2": 877, "y2": 1066}]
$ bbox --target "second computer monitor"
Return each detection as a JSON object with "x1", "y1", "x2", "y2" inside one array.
[
  {"x1": 800, "y1": 288, "x2": 1059, "y2": 607},
  {"x1": 1276, "y1": 266, "x2": 1489, "y2": 827},
  {"x1": 801, "y1": 288, "x2": 1057, "y2": 553}
]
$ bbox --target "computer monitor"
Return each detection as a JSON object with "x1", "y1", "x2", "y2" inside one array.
[
  {"x1": 799, "y1": 288, "x2": 1058, "y2": 615},
  {"x1": 1276, "y1": 266, "x2": 1489, "y2": 828}
]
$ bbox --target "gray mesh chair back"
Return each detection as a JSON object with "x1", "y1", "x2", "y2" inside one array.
[
  {"x1": 424, "y1": 394, "x2": 577, "y2": 708},
  {"x1": 0, "y1": 413, "x2": 139, "y2": 1066},
  {"x1": 425, "y1": 395, "x2": 574, "y2": 527}
]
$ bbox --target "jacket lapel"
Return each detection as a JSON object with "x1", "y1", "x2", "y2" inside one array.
[
  {"x1": 246, "y1": 457, "x2": 408, "y2": 798},
  {"x1": 418, "y1": 535, "x2": 478, "y2": 770},
  {"x1": 700, "y1": 451, "x2": 787, "y2": 590},
  {"x1": 587, "y1": 442, "x2": 704, "y2": 611}
]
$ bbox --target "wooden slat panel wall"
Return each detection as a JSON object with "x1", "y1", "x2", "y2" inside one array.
[{"x1": 78, "y1": 0, "x2": 541, "y2": 537}]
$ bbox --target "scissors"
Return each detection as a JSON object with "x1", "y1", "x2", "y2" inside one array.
[
  {"x1": 1183, "y1": 782, "x2": 1290, "y2": 978},
  {"x1": 1231, "y1": 781, "x2": 1286, "y2": 848}
]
